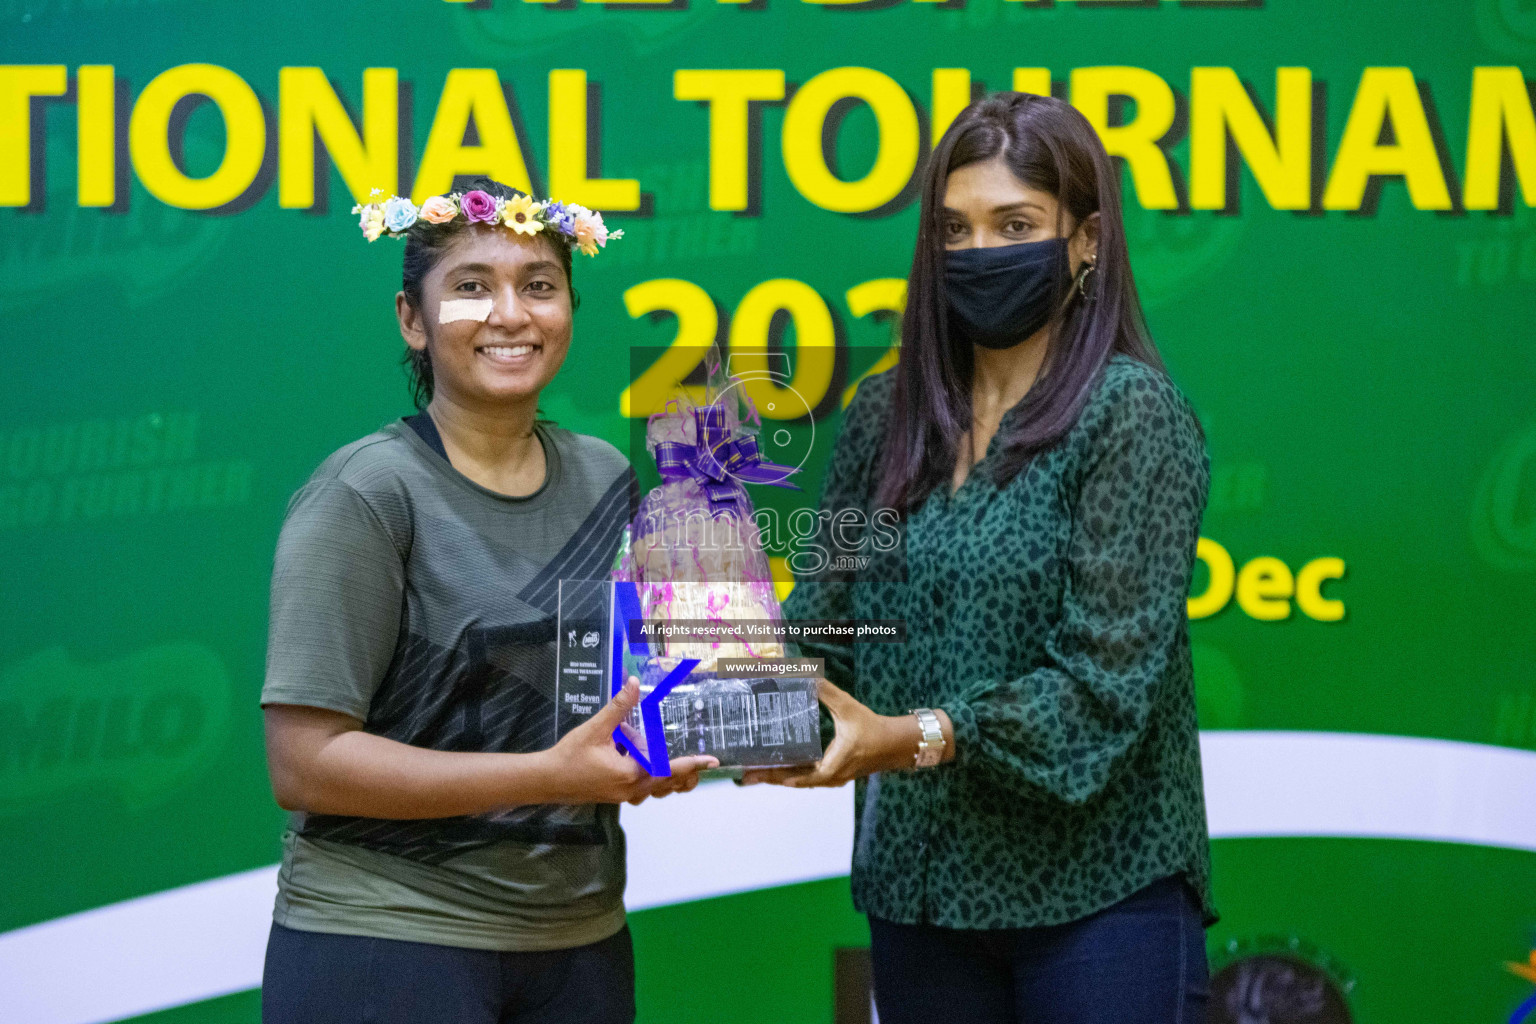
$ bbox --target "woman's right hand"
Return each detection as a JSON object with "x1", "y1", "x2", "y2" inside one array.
[{"x1": 545, "y1": 677, "x2": 718, "y2": 805}]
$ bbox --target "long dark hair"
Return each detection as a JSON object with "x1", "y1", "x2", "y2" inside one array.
[
  {"x1": 875, "y1": 92, "x2": 1165, "y2": 515},
  {"x1": 398, "y1": 175, "x2": 581, "y2": 410}
]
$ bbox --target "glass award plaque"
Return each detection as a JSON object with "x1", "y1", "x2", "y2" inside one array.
[{"x1": 556, "y1": 579, "x2": 822, "y2": 776}]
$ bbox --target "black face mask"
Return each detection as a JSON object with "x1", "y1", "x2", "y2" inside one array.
[{"x1": 944, "y1": 238, "x2": 1072, "y2": 350}]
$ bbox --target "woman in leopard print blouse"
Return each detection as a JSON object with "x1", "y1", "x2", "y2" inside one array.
[{"x1": 746, "y1": 92, "x2": 1215, "y2": 1023}]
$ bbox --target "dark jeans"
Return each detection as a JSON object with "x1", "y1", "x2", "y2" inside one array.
[
  {"x1": 868, "y1": 876, "x2": 1209, "y2": 1024},
  {"x1": 261, "y1": 921, "x2": 635, "y2": 1024}
]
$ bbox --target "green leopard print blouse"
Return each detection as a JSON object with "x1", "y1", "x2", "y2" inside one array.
[{"x1": 784, "y1": 353, "x2": 1217, "y2": 929}]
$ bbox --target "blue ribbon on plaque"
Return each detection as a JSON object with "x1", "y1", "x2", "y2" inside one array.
[{"x1": 607, "y1": 580, "x2": 698, "y2": 776}]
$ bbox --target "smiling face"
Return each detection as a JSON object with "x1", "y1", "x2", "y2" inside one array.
[
  {"x1": 941, "y1": 155, "x2": 1098, "y2": 267},
  {"x1": 397, "y1": 225, "x2": 573, "y2": 411}
]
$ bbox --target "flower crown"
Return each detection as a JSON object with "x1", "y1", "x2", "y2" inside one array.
[{"x1": 350, "y1": 188, "x2": 624, "y2": 256}]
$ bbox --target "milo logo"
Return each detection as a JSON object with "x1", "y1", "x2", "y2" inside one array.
[
  {"x1": 1122, "y1": 199, "x2": 1247, "y2": 310},
  {"x1": 0, "y1": 128, "x2": 230, "y2": 310},
  {"x1": 1476, "y1": 0, "x2": 1536, "y2": 57},
  {"x1": 1472, "y1": 422, "x2": 1536, "y2": 571},
  {"x1": 0, "y1": 643, "x2": 231, "y2": 811}
]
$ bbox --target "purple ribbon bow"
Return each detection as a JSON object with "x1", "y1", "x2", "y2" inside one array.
[{"x1": 653, "y1": 403, "x2": 801, "y2": 516}]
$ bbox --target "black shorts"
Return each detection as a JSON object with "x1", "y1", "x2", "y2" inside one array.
[{"x1": 261, "y1": 921, "x2": 635, "y2": 1024}]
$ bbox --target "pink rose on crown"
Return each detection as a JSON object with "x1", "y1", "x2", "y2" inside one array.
[{"x1": 460, "y1": 190, "x2": 498, "y2": 224}]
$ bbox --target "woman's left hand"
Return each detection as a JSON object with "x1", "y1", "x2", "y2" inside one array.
[{"x1": 741, "y1": 679, "x2": 923, "y2": 788}]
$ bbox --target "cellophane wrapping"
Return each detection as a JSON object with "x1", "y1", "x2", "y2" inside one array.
[{"x1": 611, "y1": 351, "x2": 821, "y2": 769}]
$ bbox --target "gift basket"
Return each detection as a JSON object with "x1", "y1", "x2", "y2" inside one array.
[{"x1": 602, "y1": 348, "x2": 823, "y2": 772}]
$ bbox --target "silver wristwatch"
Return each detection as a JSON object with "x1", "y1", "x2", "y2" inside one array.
[{"x1": 911, "y1": 708, "x2": 946, "y2": 769}]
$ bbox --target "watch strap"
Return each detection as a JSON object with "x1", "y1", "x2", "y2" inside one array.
[{"x1": 911, "y1": 707, "x2": 945, "y2": 768}]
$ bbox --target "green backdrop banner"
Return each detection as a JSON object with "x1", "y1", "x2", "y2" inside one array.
[{"x1": 3, "y1": 0, "x2": 1536, "y2": 1021}]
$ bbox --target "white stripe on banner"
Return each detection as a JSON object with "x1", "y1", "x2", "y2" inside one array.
[{"x1": 4, "y1": 731, "x2": 1536, "y2": 1024}]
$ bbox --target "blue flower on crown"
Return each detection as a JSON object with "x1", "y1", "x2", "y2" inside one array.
[
  {"x1": 382, "y1": 196, "x2": 418, "y2": 233},
  {"x1": 542, "y1": 200, "x2": 576, "y2": 236}
]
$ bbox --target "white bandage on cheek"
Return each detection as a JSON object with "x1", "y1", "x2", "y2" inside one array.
[{"x1": 438, "y1": 298, "x2": 493, "y2": 324}]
